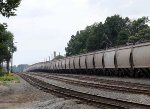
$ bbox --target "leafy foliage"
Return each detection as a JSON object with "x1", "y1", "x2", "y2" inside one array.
[
  {"x1": 0, "y1": 73, "x2": 19, "y2": 81},
  {"x1": 0, "y1": 28, "x2": 16, "y2": 71},
  {"x1": 0, "y1": 0, "x2": 20, "y2": 71},
  {"x1": 0, "y1": 0, "x2": 21, "y2": 17},
  {"x1": 0, "y1": 68, "x2": 5, "y2": 76},
  {"x1": 0, "y1": 29, "x2": 16, "y2": 72},
  {"x1": 65, "y1": 15, "x2": 150, "y2": 56}
]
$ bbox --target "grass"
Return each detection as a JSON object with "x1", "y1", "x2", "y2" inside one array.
[
  {"x1": 0, "y1": 68, "x2": 20, "y2": 86},
  {"x1": 0, "y1": 73, "x2": 19, "y2": 82}
]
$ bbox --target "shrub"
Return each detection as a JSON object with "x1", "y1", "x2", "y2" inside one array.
[
  {"x1": 0, "y1": 68, "x2": 5, "y2": 76},
  {"x1": 0, "y1": 73, "x2": 19, "y2": 81}
]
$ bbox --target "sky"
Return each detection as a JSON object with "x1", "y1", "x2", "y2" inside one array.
[{"x1": 1, "y1": 0, "x2": 150, "y2": 65}]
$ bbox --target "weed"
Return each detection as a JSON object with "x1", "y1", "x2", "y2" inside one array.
[{"x1": 0, "y1": 73, "x2": 19, "y2": 82}]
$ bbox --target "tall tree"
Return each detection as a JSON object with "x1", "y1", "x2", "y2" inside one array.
[
  {"x1": 4, "y1": 31, "x2": 16, "y2": 72},
  {"x1": 86, "y1": 22, "x2": 104, "y2": 51},
  {"x1": 0, "y1": 0, "x2": 21, "y2": 17},
  {"x1": 0, "y1": 0, "x2": 20, "y2": 71},
  {"x1": 128, "y1": 17, "x2": 150, "y2": 43},
  {"x1": 65, "y1": 15, "x2": 150, "y2": 56},
  {"x1": 0, "y1": 24, "x2": 7, "y2": 68},
  {"x1": 117, "y1": 30, "x2": 129, "y2": 45},
  {"x1": 103, "y1": 15, "x2": 127, "y2": 46},
  {"x1": 0, "y1": 30, "x2": 16, "y2": 72}
]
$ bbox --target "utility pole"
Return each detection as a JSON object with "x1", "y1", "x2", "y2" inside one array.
[
  {"x1": 11, "y1": 42, "x2": 17, "y2": 73},
  {"x1": 49, "y1": 56, "x2": 51, "y2": 61},
  {"x1": 11, "y1": 53, "x2": 13, "y2": 73},
  {"x1": 54, "y1": 51, "x2": 56, "y2": 58}
]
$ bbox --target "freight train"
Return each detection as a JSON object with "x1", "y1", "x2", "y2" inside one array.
[{"x1": 24, "y1": 42, "x2": 150, "y2": 78}]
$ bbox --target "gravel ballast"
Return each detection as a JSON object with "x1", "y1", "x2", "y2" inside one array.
[
  {"x1": 0, "y1": 74, "x2": 99, "y2": 109},
  {"x1": 28, "y1": 73, "x2": 150, "y2": 105},
  {"x1": 48, "y1": 73, "x2": 150, "y2": 85}
]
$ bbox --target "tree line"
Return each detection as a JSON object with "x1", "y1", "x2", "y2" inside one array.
[
  {"x1": 65, "y1": 15, "x2": 150, "y2": 56},
  {"x1": 0, "y1": 0, "x2": 21, "y2": 73}
]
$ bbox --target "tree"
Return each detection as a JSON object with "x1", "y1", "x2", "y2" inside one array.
[
  {"x1": 0, "y1": 0, "x2": 20, "y2": 72},
  {"x1": 86, "y1": 22, "x2": 105, "y2": 51},
  {"x1": 65, "y1": 15, "x2": 150, "y2": 56},
  {"x1": 103, "y1": 15, "x2": 127, "y2": 46},
  {"x1": 128, "y1": 28, "x2": 150, "y2": 43},
  {"x1": 128, "y1": 17, "x2": 149, "y2": 35},
  {"x1": 139, "y1": 28, "x2": 150, "y2": 40},
  {"x1": 86, "y1": 35, "x2": 97, "y2": 51},
  {"x1": 0, "y1": 0, "x2": 21, "y2": 17},
  {"x1": 128, "y1": 17, "x2": 150, "y2": 43},
  {"x1": 0, "y1": 30, "x2": 16, "y2": 72},
  {"x1": 66, "y1": 30, "x2": 90, "y2": 56},
  {"x1": 117, "y1": 30, "x2": 129, "y2": 45},
  {"x1": 0, "y1": 24, "x2": 7, "y2": 68},
  {"x1": 4, "y1": 31, "x2": 16, "y2": 72}
]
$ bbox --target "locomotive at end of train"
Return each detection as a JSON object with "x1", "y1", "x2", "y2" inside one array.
[{"x1": 24, "y1": 42, "x2": 150, "y2": 78}]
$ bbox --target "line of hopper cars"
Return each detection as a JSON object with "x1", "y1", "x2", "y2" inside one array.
[{"x1": 25, "y1": 42, "x2": 150, "y2": 77}]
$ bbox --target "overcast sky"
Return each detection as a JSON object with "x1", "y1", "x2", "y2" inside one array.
[{"x1": 1, "y1": 0, "x2": 150, "y2": 65}]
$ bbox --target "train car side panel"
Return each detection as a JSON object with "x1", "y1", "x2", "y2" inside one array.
[
  {"x1": 94, "y1": 52, "x2": 103, "y2": 68},
  {"x1": 86, "y1": 54, "x2": 94, "y2": 69},
  {"x1": 80, "y1": 56, "x2": 86, "y2": 69},
  {"x1": 70, "y1": 57, "x2": 74, "y2": 69},
  {"x1": 66, "y1": 58, "x2": 70, "y2": 69},
  {"x1": 61, "y1": 59, "x2": 66, "y2": 69},
  {"x1": 58, "y1": 60, "x2": 62, "y2": 69},
  {"x1": 104, "y1": 49, "x2": 116, "y2": 68},
  {"x1": 116, "y1": 47, "x2": 131, "y2": 68},
  {"x1": 133, "y1": 43, "x2": 150, "y2": 68},
  {"x1": 74, "y1": 56, "x2": 80, "y2": 69}
]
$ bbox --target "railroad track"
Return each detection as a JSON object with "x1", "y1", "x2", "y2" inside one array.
[
  {"x1": 18, "y1": 73, "x2": 150, "y2": 109},
  {"x1": 31, "y1": 72, "x2": 150, "y2": 95},
  {"x1": 48, "y1": 73, "x2": 150, "y2": 88}
]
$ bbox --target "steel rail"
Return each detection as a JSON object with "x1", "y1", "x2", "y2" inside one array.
[
  {"x1": 32, "y1": 72, "x2": 150, "y2": 95},
  {"x1": 18, "y1": 73, "x2": 150, "y2": 109}
]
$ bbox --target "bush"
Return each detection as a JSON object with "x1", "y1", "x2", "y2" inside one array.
[
  {"x1": 0, "y1": 73, "x2": 18, "y2": 81},
  {"x1": 0, "y1": 68, "x2": 5, "y2": 76}
]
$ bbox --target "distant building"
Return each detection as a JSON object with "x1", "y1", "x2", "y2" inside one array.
[{"x1": 13, "y1": 64, "x2": 29, "y2": 73}]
